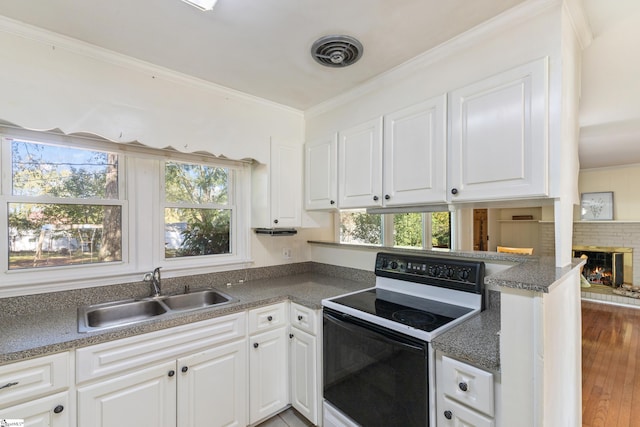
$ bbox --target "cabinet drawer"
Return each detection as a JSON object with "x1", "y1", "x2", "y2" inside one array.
[
  {"x1": 248, "y1": 302, "x2": 287, "y2": 335},
  {"x1": 441, "y1": 355, "x2": 494, "y2": 416},
  {"x1": 76, "y1": 312, "x2": 245, "y2": 383},
  {"x1": 439, "y1": 396, "x2": 494, "y2": 427},
  {"x1": 0, "y1": 352, "x2": 70, "y2": 409},
  {"x1": 0, "y1": 390, "x2": 71, "y2": 427},
  {"x1": 290, "y1": 303, "x2": 317, "y2": 335}
]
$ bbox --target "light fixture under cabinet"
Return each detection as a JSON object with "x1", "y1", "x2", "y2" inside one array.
[{"x1": 181, "y1": 0, "x2": 218, "y2": 11}]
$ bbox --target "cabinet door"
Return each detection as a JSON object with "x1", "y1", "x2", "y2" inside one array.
[
  {"x1": 448, "y1": 58, "x2": 548, "y2": 202},
  {"x1": 305, "y1": 135, "x2": 338, "y2": 210},
  {"x1": 338, "y1": 117, "x2": 383, "y2": 208},
  {"x1": 439, "y1": 396, "x2": 495, "y2": 427},
  {"x1": 249, "y1": 327, "x2": 289, "y2": 424},
  {"x1": 271, "y1": 142, "x2": 302, "y2": 227},
  {"x1": 289, "y1": 327, "x2": 318, "y2": 425},
  {"x1": 177, "y1": 339, "x2": 247, "y2": 427},
  {"x1": 78, "y1": 361, "x2": 176, "y2": 427},
  {"x1": 0, "y1": 391, "x2": 70, "y2": 427},
  {"x1": 383, "y1": 96, "x2": 447, "y2": 205}
]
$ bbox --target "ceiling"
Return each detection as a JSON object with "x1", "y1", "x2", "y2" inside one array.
[{"x1": 0, "y1": 0, "x2": 638, "y2": 169}]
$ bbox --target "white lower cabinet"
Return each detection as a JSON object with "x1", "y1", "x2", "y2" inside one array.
[
  {"x1": 248, "y1": 303, "x2": 289, "y2": 425},
  {"x1": 0, "y1": 351, "x2": 72, "y2": 427},
  {"x1": 77, "y1": 360, "x2": 176, "y2": 427},
  {"x1": 289, "y1": 302, "x2": 321, "y2": 426},
  {"x1": 436, "y1": 353, "x2": 499, "y2": 427},
  {"x1": 76, "y1": 313, "x2": 247, "y2": 427},
  {"x1": 0, "y1": 391, "x2": 71, "y2": 427}
]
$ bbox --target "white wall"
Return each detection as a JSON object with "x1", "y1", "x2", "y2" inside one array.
[{"x1": 0, "y1": 17, "x2": 303, "y2": 165}]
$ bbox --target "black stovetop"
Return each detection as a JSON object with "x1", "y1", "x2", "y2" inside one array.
[{"x1": 329, "y1": 288, "x2": 474, "y2": 333}]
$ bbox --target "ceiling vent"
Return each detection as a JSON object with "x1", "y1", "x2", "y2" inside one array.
[{"x1": 311, "y1": 35, "x2": 363, "y2": 68}]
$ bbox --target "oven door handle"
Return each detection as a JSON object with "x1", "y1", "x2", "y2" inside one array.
[{"x1": 324, "y1": 311, "x2": 426, "y2": 354}]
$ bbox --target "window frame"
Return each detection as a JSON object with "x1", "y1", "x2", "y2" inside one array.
[
  {"x1": 336, "y1": 209, "x2": 453, "y2": 251},
  {"x1": 0, "y1": 127, "x2": 251, "y2": 295}
]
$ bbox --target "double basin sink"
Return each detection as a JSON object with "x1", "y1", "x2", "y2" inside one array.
[{"x1": 78, "y1": 289, "x2": 234, "y2": 333}]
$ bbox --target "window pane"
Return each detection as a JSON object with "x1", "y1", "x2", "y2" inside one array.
[
  {"x1": 339, "y1": 210, "x2": 382, "y2": 245},
  {"x1": 8, "y1": 203, "x2": 122, "y2": 270},
  {"x1": 11, "y1": 140, "x2": 118, "y2": 199},
  {"x1": 431, "y1": 212, "x2": 451, "y2": 249},
  {"x1": 165, "y1": 162, "x2": 228, "y2": 205},
  {"x1": 165, "y1": 208, "x2": 231, "y2": 257},
  {"x1": 393, "y1": 213, "x2": 423, "y2": 248}
]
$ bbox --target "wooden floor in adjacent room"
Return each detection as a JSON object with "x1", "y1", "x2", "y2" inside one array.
[{"x1": 582, "y1": 301, "x2": 640, "y2": 427}]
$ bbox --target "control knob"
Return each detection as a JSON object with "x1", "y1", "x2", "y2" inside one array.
[
  {"x1": 390, "y1": 261, "x2": 399, "y2": 270},
  {"x1": 459, "y1": 269, "x2": 471, "y2": 280},
  {"x1": 445, "y1": 267, "x2": 455, "y2": 278}
]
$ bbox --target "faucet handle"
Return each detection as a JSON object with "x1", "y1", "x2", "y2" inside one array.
[{"x1": 143, "y1": 272, "x2": 153, "y2": 282}]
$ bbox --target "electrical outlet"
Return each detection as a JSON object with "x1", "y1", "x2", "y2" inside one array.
[{"x1": 282, "y1": 248, "x2": 292, "y2": 259}]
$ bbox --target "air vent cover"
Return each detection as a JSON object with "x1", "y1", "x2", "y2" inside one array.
[{"x1": 311, "y1": 35, "x2": 363, "y2": 68}]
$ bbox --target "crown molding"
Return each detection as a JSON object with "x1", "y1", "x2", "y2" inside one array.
[
  {"x1": 305, "y1": 0, "x2": 561, "y2": 118},
  {"x1": 563, "y1": 0, "x2": 593, "y2": 49},
  {"x1": 0, "y1": 15, "x2": 303, "y2": 117}
]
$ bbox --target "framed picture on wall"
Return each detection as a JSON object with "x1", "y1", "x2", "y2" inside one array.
[{"x1": 580, "y1": 192, "x2": 614, "y2": 220}]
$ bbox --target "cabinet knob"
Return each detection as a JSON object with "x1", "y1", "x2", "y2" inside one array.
[
  {"x1": 53, "y1": 405, "x2": 64, "y2": 414},
  {"x1": 181, "y1": 366, "x2": 189, "y2": 373},
  {"x1": 451, "y1": 188, "x2": 458, "y2": 195},
  {"x1": 253, "y1": 342, "x2": 259, "y2": 348},
  {"x1": 330, "y1": 200, "x2": 335, "y2": 205},
  {"x1": 458, "y1": 382, "x2": 468, "y2": 392},
  {"x1": 267, "y1": 315, "x2": 273, "y2": 321},
  {"x1": 384, "y1": 194, "x2": 390, "y2": 200},
  {"x1": 273, "y1": 219, "x2": 279, "y2": 224},
  {"x1": 298, "y1": 315, "x2": 303, "y2": 321},
  {"x1": 444, "y1": 410, "x2": 452, "y2": 420},
  {"x1": 289, "y1": 333, "x2": 294, "y2": 339},
  {"x1": 373, "y1": 195, "x2": 379, "y2": 201},
  {"x1": 168, "y1": 370, "x2": 175, "y2": 377}
]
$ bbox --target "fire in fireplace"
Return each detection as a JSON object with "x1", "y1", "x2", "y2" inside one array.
[{"x1": 573, "y1": 246, "x2": 633, "y2": 287}]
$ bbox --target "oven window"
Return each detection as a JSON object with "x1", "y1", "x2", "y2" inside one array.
[{"x1": 323, "y1": 309, "x2": 428, "y2": 427}]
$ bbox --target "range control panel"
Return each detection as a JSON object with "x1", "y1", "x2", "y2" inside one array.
[{"x1": 374, "y1": 252, "x2": 485, "y2": 294}]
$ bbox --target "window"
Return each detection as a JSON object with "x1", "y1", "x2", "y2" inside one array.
[
  {"x1": 163, "y1": 161, "x2": 233, "y2": 258},
  {"x1": 5, "y1": 138, "x2": 123, "y2": 270},
  {"x1": 1, "y1": 129, "x2": 249, "y2": 290},
  {"x1": 339, "y1": 209, "x2": 451, "y2": 250}
]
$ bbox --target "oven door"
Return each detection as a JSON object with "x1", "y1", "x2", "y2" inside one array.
[{"x1": 323, "y1": 307, "x2": 429, "y2": 427}]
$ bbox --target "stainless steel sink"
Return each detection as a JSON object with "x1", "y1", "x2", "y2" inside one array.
[
  {"x1": 162, "y1": 289, "x2": 232, "y2": 311},
  {"x1": 78, "y1": 289, "x2": 234, "y2": 332}
]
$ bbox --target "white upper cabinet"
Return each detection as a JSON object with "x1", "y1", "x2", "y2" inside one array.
[
  {"x1": 304, "y1": 135, "x2": 338, "y2": 210},
  {"x1": 383, "y1": 96, "x2": 447, "y2": 206},
  {"x1": 252, "y1": 141, "x2": 302, "y2": 228},
  {"x1": 336, "y1": 96, "x2": 447, "y2": 210},
  {"x1": 448, "y1": 58, "x2": 549, "y2": 202},
  {"x1": 338, "y1": 117, "x2": 383, "y2": 209}
]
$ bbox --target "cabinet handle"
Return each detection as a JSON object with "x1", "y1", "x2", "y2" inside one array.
[
  {"x1": 273, "y1": 219, "x2": 279, "y2": 224},
  {"x1": 289, "y1": 333, "x2": 294, "y2": 339},
  {"x1": 330, "y1": 200, "x2": 335, "y2": 205},
  {"x1": 458, "y1": 382, "x2": 468, "y2": 392},
  {"x1": 384, "y1": 194, "x2": 390, "y2": 200},
  {"x1": 253, "y1": 342, "x2": 259, "y2": 348},
  {"x1": 168, "y1": 370, "x2": 175, "y2": 377},
  {"x1": 181, "y1": 366, "x2": 189, "y2": 373},
  {"x1": 267, "y1": 315, "x2": 273, "y2": 321},
  {"x1": 373, "y1": 195, "x2": 379, "y2": 201},
  {"x1": 451, "y1": 188, "x2": 458, "y2": 195},
  {"x1": 297, "y1": 315, "x2": 303, "y2": 321},
  {"x1": 53, "y1": 405, "x2": 64, "y2": 414},
  {"x1": 444, "y1": 410, "x2": 452, "y2": 420},
  {"x1": 0, "y1": 381, "x2": 18, "y2": 390}
]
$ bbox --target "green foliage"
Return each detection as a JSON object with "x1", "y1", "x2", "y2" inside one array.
[
  {"x1": 431, "y1": 212, "x2": 451, "y2": 248},
  {"x1": 340, "y1": 211, "x2": 381, "y2": 244},
  {"x1": 173, "y1": 209, "x2": 231, "y2": 256},
  {"x1": 393, "y1": 213, "x2": 423, "y2": 248}
]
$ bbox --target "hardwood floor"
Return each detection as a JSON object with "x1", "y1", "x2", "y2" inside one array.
[{"x1": 582, "y1": 301, "x2": 640, "y2": 426}]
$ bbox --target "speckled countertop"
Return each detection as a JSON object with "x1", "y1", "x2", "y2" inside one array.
[
  {"x1": 1, "y1": 254, "x2": 583, "y2": 372},
  {"x1": 0, "y1": 273, "x2": 371, "y2": 365}
]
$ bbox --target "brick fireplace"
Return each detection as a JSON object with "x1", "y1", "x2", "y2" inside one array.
[{"x1": 572, "y1": 245, "x2": 632, "y2": 287}]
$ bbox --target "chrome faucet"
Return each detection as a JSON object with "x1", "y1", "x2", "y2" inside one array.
[{"x1": 143, "y1": 267, "x2": 162, "y2": 298}]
